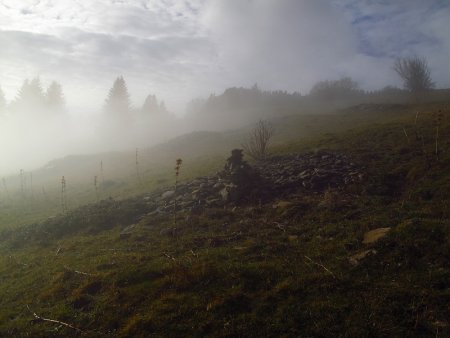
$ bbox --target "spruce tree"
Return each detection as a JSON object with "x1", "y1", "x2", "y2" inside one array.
[
  {"x1": 46, "y1": 81, "x2": 65, "y2": 111},
  {"x1": 13, "y1": 77, "x2": 46, "y2": 113},
  {"x1": 104, "y1": 76, "x2": 131, "y2": 115}
]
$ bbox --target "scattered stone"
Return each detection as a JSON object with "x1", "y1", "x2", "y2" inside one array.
[{"x1": 133, "y1": 150, "x2": 364, "y2": 216}]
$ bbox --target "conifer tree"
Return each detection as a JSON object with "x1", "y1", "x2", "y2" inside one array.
[
  {"x1": 46, "y1": 81, "x2": 65, "y2": 111},
  {"x1": 104, "y1": 76, "x2": 131, "y2": 115},
  {"x1": 12, "y1": 77, "x2": 46, "y2": 112},
  {"x1": 141, "y1": 94, "x2": 159, "y2": 114}
]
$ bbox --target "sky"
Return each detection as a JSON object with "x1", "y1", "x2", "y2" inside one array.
[{"x1": 0, "y1": 0, "x2": 450, "y2": 114}]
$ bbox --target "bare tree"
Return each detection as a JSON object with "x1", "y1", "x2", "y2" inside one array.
[
  {"x1": 393, "y1": 56, "x2": 434, "y2": 102},
  {"x1": 242, "y1": 119, "x2": 275, "y2": 160}
]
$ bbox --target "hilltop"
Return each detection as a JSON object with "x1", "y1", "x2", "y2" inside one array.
[{"x1": 0, "y1": 102, "x2": 449, "y2": 337}]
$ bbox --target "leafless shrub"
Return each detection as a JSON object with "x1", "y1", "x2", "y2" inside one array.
[
  {"x1": 393, "y1": 56, "x2": 434, "y2": 102},
  {"x1": 242, "y1": 119, "x2": 275, "y2": 160}
]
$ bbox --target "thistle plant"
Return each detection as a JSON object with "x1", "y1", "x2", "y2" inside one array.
[
  {"x1": 135, "y1": 148, "x2": 141, "y2": 185},
  {"x1": 20, "y1": 169, "x2": 25, "y2": 198},
  {"x1": 2, "y1": 177, "x2": 10, "y2": 201},
  {"x1": 61, "y1": 176, "x2": 67, "y2": 213},
  {"x1": 100, "y1": 160, "x2": 104, "y2": 185},
  {"x1": 173, "y1": 158, "x2": 182, "y2": 225},
  {"x1": 433, "y1": 110, "x2": 443, "y2": 161},
  {"x1": 94, "y1": 175, "x2": 99, "y2": 201}
]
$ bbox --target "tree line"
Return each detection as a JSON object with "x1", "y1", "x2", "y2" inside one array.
[
  {"x1": 188, "y1": 57, "x2": 436, "y2": 117},
  {"x1": 0, "y1": 78, "x2": 65, "y2": 116},
  {"x1": 0, "y1": 56, "x2": 437, "y2": 118},
  {"x1": 0, "y1": 76, "x2": 169, "y2": 118}
]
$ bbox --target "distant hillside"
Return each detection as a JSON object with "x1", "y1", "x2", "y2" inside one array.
[{"x1": 184, "y1": 84, "x2": 450, "y2": 130}]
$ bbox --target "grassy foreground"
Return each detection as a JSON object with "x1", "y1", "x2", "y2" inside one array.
[{"x1": 0, "y1": 103, "x2": 449, "y2": 337}]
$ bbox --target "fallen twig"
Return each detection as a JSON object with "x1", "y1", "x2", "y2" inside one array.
[
  {"x1": 27, "y1": 305, "x2": 86, "y2": 335},
  {"x1": 402, "y1": 127, "x2": 410, "y2": 144},
  {"x1": 63, "y1": 266, "x2": 94, "y2": 276},
  {"x1": 163, "y1": 252, "x2": 176, "y2": 261},
  {"x1": 273, "y1": 222, "x2": 286, "y2": 232},
  {"x1": 304, "y1": 255, "x2": 337, "y2": 279}
]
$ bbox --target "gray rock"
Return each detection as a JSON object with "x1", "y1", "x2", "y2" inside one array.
[
  {"x1": 219, "y1": 187, "x2": 229, "y2": 201},
  {"x1": 120, "y1": 224, "x2": 138, "y2": 238},
  {"x1": 213, "y1": 182, "x2": 225, "y2": 190},
  {"x1": 161, "y1": 190, "x2": 175, "y2": 200},
  {"x1": 160, "y1": 227, "x2": 175, "y2": 237}
]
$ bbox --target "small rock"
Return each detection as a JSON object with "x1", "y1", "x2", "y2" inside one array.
[
  {"x1": 161, "y1": 190, "x2": 175, "y2": 200},
  {"x1": 213, "y1": 182, "x2": 225, "y2": 190},
  {"x1": 219, "y1": 187, "x2": 229, "y2": 201},
  {"x1": 120, "y1": 224, "x2": 138, "y2": 238},
  {"x1": 349, "y1": 249, "x2": 377, "y2": 266},
  {"x1": 160, "y1": 227, "x2": 175, "y2": 237},
  {"x1": 362, "y1": 228, "x2": 391, "y2": 244},
  {"x1": 272, "y1": 200, "x2": 294, "y2": 209}
]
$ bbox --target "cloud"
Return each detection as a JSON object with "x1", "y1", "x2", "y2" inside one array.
[
  {"x1": 334, "y1": 0, "x2": 450, "y2": 87},
  {"x1": 201, "y1": 0, "x2": 358, "y2": 92},
  {"x1": 0, "y1": 0, "x2": 214, "y2": 110},
  {"x1": 0, "y1": 0, "x2": 449, "y2": 112}
]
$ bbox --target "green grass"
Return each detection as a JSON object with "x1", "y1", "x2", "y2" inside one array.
[{"x1": 0, "y1": 102, "x2": 449, "y2": 337}]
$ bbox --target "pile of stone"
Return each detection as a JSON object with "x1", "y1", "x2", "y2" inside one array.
[
  {"x1": 144, "y1": 149, "x2": 363, "y2": 215},
  {"x1": 257, "y1": 151, "x2": 363, "y2": 196},
  {"x1": 146, "y1": 149, "x2": 261, "y2": 214}
]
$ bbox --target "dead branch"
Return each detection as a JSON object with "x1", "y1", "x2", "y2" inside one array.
[
  {"x1": 304, "y1": 255, "x2": 337, "y2": 279},
  {"x1": 27, "y1": 305, "x2": 86, "y2": 335}
]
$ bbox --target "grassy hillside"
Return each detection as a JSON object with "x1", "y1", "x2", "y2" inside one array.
[
  {"x1": 0, "y1": 103, "x2": 414, "y2": 230},
  {"x1": 0, "y1": 102, "x2": 449, "y2": 337}
]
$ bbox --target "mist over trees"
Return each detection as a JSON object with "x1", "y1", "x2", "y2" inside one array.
[
  {"x1": 0, "y1": 59, "x2": 447, "y2": 175},
  {"x1": 4, "y1": 77, "x2": 66, "y2": 116},
  {"x1": 46, "y1": 81, "x2": 65, "y2": 112},
  {"x1": 99, "y1": 76, "x2": 177, "y2": 149},
  {"x1": 12, "y1": 78, "x2": 46, "y2": 113},
  {"x1": 141, "y1": 94, "x2": 169, "y2": 118},
  {"x1": 186, "y1": 85, "x2": 303, "y2": 130},
  {"x1": 310, "y1": 77, "x2": 362, "y2": 101},
  {"x1": 104, "y1": 76, "x2": 131, "y2": 116}
]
